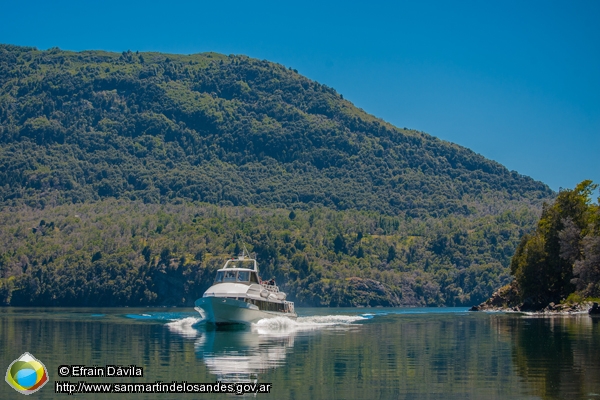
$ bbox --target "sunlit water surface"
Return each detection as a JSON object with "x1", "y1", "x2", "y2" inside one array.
[{"x1": 1, "y1": 307, "x2": 599, "y2": 399}]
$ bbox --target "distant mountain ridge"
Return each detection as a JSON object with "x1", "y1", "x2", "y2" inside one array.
[{"x1": 0, "y1": 44, "x2": 552, "y2": 216}]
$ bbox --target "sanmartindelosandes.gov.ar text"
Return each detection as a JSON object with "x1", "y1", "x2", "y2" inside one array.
[{"x1": 55, "y1": 381, "x2": 273, "y2": 395}]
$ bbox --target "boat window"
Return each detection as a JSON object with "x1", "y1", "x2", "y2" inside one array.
[
  {"x1": 214, "y1": 271, "x2": 224, "y2": 283},
  {"x1": 237, "y1": 271, "x2": 250, "y2": 282},
  {"x1": 250, "y1": 273, "x2": 259, "y2": 283},
  {"x1": 224, "y1": 260, "x2": 256, "y2": 270},
  {"x1": 224, "y1": 271, "x2": 237, "y2": 282}
]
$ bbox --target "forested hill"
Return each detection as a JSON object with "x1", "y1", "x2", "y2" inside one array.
[
  {"x1": 0, "y1": 44, "x2": 557, "y2": 308},
  {"x1": 0, "y1": 44, "x2": 552, "y2": 216}
]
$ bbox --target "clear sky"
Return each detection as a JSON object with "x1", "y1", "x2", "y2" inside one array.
[{"x1": 1, "y1": 0, "x2": 598, "y2": 192}]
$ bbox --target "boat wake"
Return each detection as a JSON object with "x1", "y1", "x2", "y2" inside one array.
[
  {"x1": 252, "y1": 314, "x2": 368, "y2": 333},
  {"x1": 163, "y1": 313, "x2": 368, "y2": 337},
  {"x1": 166, "y1": 316, "x2": 205, "y2": 338},
  {"x1": 163, "y1": 312, "x2": 371, "y2": 338}
]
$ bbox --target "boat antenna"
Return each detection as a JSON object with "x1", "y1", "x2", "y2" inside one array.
[{"x1": 242, "y1": 243, "x2": 250, "y2": 258}]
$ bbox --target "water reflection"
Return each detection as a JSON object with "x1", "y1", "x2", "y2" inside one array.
[
  {"x1": 495, "y1": 314, "x2": 600, "y2": 400},
  {"x1": 166, "y1": 313, "x2": 365, "y2": 383},
  {"x1": 4, "y1": 308, "x2": 600, "y2": 399},
  {"x1": 194, "y1": 328, "x2": 295, "y2": 381}
]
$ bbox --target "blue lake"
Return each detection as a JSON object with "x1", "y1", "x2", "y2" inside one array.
[{"x1": 1, "y1": 307, "x2": 599, "y2": 399}]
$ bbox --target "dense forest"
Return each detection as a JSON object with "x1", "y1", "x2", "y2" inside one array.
[
  {"x1": 0, "y1": 44, "x2": 557, "y2": 306},
  {"x1": 0, "y1": 44, "x2": 551, "y2": 215},
  {"x1": 0, "y1": 201, "x2": 538, "y2": 307},
  {"x1": 479, "y1": 180, "x2": 600, "y2": 310}
]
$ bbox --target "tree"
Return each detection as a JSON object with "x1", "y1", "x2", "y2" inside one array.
[
  {"x1": 333, "y1": 234, "x2": 347, "y2": 254},
  {"x1": 573, "y1": 236, "x2": 600, "y2": 296},
  {"x1": 387, "y1": 245, "x2": 396, "y2": 263},
  {"x1": 356, "y1": 246, "x2": 365, "y2": 258},
  {"x1": 511, "y1": 180, "x2": 599, "y2": 307}
]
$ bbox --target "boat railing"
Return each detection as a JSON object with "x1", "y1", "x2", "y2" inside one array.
[{"x1": 260, "y1": 282, "x2": 280, "y2": 293}]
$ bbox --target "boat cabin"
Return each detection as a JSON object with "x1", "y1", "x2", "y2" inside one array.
[
  {"x1": 214, "y1": 269, "x2": 260, "y2": 284},
  {"x1": 213, "y1": 257, "x2": 260, "y2": 285}
]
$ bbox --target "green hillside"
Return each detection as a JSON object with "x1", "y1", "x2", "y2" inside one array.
[
  {"x1": 0, "y1": 201, "x2": 539, "y2": 307},
  {"x1": 0, "y1": 44, "x2": 551, "y2": 214},
  {"x1": 0, "y1": 44, "x2": 555, "y2": 306}
]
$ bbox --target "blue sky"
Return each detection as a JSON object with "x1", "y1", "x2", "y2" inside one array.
[{"x1": 1, "y1": 0, "x2": 598, "y2": 192}]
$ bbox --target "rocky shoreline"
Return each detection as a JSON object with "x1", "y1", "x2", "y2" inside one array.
[
  {"x1": 469, "y1": 284, "x2": 600, "y2": 316},
  {"x1": 470, "y1": 301, "x2": 599, "y2": 315}
]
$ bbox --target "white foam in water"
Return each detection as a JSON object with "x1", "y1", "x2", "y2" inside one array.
[
  {"x1": 252, "y1": 314, "x2": 367, "y2": 333},
  {"x1": 166, "y1": 317, "x2": 203, "y2": 338},
  {"x1": 166, "y1": 313, "x2": 367, "y2": 337}
]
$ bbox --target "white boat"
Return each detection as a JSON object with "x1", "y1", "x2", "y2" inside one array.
[{"x1": 194, "y1": 251, "x2": 296, "y2": 325}]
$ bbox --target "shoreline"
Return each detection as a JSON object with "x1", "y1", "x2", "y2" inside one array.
[{"x1": 470, "y1": 301, "x2": 600, "y2": 316}]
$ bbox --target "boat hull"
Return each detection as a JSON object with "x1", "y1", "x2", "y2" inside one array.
[{"x1": 195, "y1": 297, "x2": 296, "y2": 325}]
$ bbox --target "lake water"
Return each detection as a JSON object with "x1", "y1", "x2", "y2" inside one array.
[{"x1": 1, "y1": 307, "x2": 599, "y2": 399}]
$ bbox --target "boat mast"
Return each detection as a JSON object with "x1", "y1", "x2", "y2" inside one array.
[{"x1": 242, "y1": 243, "x2": 251, "y2": 258}]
